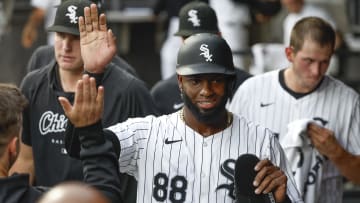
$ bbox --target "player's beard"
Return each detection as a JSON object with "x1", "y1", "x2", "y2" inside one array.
[{"x1": 182, "y1": 85, "x2": 230, "y2": 124}]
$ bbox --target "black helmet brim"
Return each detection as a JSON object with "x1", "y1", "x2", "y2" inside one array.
[{"x1": 176, "y1": 63, "x2": 235, "y2": 76}]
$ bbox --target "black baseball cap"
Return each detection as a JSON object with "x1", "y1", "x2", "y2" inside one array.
[
  {"x1": 47, "y1": 0, "x2": 93, "y2": 36},
  {"x1": 65, "y1": 122, "x2": 121, "y2": 159},
  {"x1": 174, "y1": 1, "x2": 219, "y2": 37}
]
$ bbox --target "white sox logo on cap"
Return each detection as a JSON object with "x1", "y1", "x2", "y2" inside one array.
[
  {"x1": 187, "y1": 9, "x2": 200, "y2": 27},
  {"x1": 66, "y1": 5, "x2": 79, "y2": 24},
  {"x1": 199, "y1": 44, "x2": 212, "y2": 62}
]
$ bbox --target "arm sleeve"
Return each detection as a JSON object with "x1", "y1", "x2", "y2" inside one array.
[
  {"x1": 84, "y1": 71, "x2": 104, "y2": 87},
  {"x1": 119, "y1": 78, "x2": 159, "y2": 117},
  {"x1": 77, "y1": 121, "x2": 123, "y2": 203}
]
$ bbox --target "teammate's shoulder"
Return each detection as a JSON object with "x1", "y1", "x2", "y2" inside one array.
[
  {"x1": 115, "y1": 114, "x2": 173, "y2": 131},
  {"x1": 104, "y1": 63, "x2": 136, "y2": 81},
  {"x1": 103, "y1": 64, "x2": 149, "y2": 92},
  {"x1": 21, "y1": 62, "x2": 52, "y2": 86},
  {"x1": 244, "y1": 70, "x2": 276, "y2": 82},
  {"x1": 237, "y1": 70, "x2": 277, "y2": 91},
  {"x1": 113, "y1": 114, "x2": 158, "y2": 127},
  {"x1": 231, "y1": 113, "x2": 275, "y2": 140},
  {"x1": 151, "y1": 75, "x2": 178, "y2": 96}
]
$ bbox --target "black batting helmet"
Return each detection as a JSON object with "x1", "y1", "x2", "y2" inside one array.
[{"x1": 176, "y1": 33, "x2": 235, "y2": 76}]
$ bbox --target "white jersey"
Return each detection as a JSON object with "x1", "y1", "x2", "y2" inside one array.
[
  {"x1": 107, "y1": 112, "x2": 303, "y2": 203},
  {"x1": 228, "y1": 70, "x2": 360, "y2": 203}
]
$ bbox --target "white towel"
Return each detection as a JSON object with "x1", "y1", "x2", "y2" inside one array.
[
  {"x1": 280, "y1": 119, "x2": 322, "y2": 196},
  {"x1": 280, "y1": 118, "x2": 320, "y2": 148}
]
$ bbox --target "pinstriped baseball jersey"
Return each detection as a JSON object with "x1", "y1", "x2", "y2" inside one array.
[
  {"x1": 107, "y1": 112, "x2": 303, "y2": 203},
  {"x1": 228, "y1": 70, "x2": 360, "y2": 203}
]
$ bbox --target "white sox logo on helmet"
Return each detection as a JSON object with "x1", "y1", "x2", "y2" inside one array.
[
  {"x1": 187, "y1": 9, "x2": 200, "y2": 27},
  {"x1": 66, "y1": 5, "x2": 79, "y2": 24},
  {"x1": 199, "y1": 44, "x2": 213, "y2": 62}
]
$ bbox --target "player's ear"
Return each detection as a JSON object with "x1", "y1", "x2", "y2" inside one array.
[
  {"x1": 7, "y1": 137, "x2": 19, "y2": 163},
  {"x1": 9, "y1": 137, "x2": 18, "y2": 155},
  {"x1": 177, "y1": 74, "x2": 183, "y2": 90},
  {"x1": 285, "y1": 46, "x2": 294, "y2": 63}
]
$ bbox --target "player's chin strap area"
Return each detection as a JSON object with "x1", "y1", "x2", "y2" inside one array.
[{"x1": 65, "y1": 121, "x2": 120, "y2": 159}]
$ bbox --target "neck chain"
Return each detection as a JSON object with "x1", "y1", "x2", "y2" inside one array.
[{"x1": 179, "y1": 108, "x2": 233, "y2": 128}]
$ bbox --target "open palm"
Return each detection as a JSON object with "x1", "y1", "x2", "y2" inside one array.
[{"x1": 79, "y1": 4, "x2": 117, "y2": 73}]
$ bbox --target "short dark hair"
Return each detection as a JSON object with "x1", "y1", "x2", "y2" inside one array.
[
  {"x1": 0, "y1": 84, "x2": 27, "y2": 154},
  {"x1": 290, "y1": 17, "x2": 336, "y2": 53}
]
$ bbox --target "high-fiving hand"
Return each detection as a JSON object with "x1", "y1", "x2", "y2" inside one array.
[
  {"x1": 79, "y1": 4, "x2": 117, "y2": 73},
  {"x1": 59, "y1": 74, "x2": 103, "y2": 127}
]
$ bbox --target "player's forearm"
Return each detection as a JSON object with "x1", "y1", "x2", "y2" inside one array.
[
  {"x1": 78, "y1": 122, "x2": 123, "y2": 203},
  {"x1": 329, "y1": 146, "x2": 360, "y2": 184}
]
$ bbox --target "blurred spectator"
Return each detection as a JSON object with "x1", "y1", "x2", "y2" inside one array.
[
  {"x1": 0, "y1": 0, "x2": 15, "y2": 40},
  {"x1": 209, "y1": 0, "x2": 253, "y2": 70},
  {"x1": 21, "y1": 0, "x2": 60, "y2": 48},
  {"x1": 281, "y1": 0, "x2": 336, "y2": 46},
  {"x1": 209, "y1": 0, "x2": 282, "y2": 70}
]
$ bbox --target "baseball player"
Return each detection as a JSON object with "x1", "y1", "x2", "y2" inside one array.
[
  {"x1": 10, "y1": 1, "x2": 157, "y2": 203},
  {"x1": 151, "y1": 1, "x2": 251, "y2": 115},
  {"x1": 58, "y1": 5, "x2": 303, "y2": 202},
  {"x1": 228, "y1": 17, "x2": 360, "y2": 203}
]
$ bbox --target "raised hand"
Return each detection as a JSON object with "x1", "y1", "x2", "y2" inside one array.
[
  {"x1": 79, "y1": 4, "x2": 117, "y2": 73},
  {"x1": 58, "y1": 75, "x2": 104, "y2": 127},
  {"x1": 253, "y1": 159, "x2": 287, "y2": 203}
]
